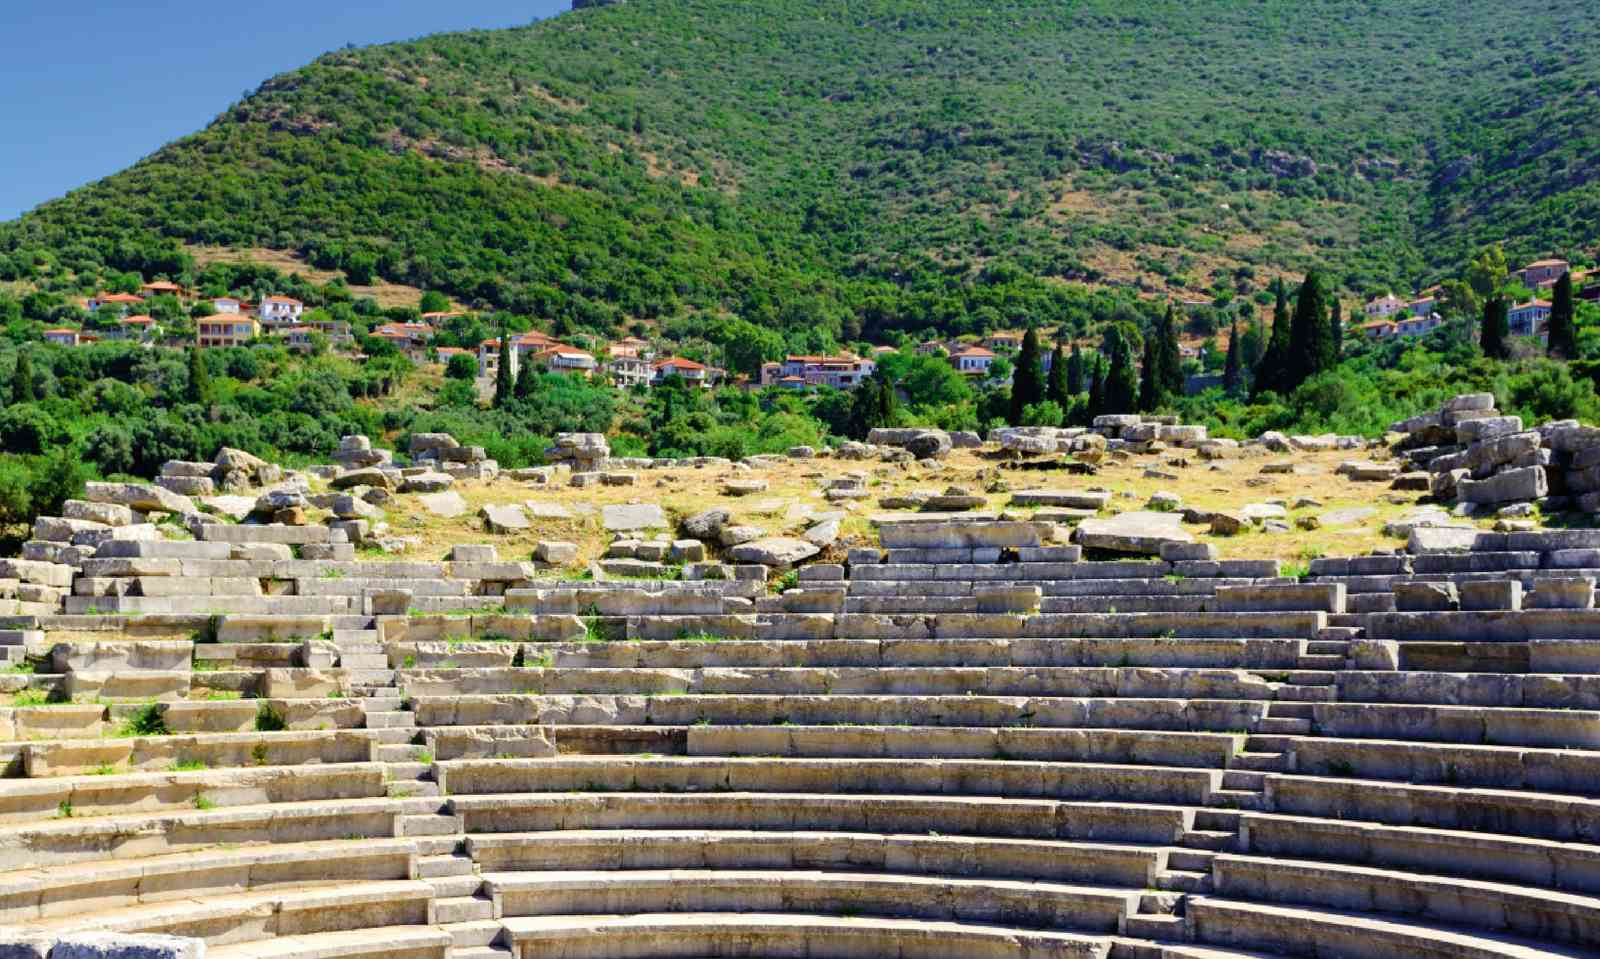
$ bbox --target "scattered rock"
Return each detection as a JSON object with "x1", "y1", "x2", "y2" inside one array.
[
  {"x1": 418, "y1": 492, "x2": 468, "y2": 518},
  {"x1": 727, "y1": 536, "x2": 821, "y2": 569},
  {"x1": 481, "y1": 504, "x2": 531, "y2": 533},
  {"x1": 601, "y1": 503, "x2": 667, "y2": 532}
]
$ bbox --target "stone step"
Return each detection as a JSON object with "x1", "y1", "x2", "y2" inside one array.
[
  {"x1": 1206, "y1": 788, "x2": 1265, "y2": 810},
  {"x1": 419, "y1": 854, "x2": 477, "y2": 879},
  {"x1": 1179, "y1": 830, "x2": 1237, "y2": 852},
  {"x1": 1167, "y1": 850, "x2": 1216, "y2": 873},
  {"x1": 442, "y1": 920, "x2": 503, "y2": 949},
  {"x1": 1304, "y1": 641, "x2": 1350, "y2": 655},
  {"x1": 434, "y1": 894, "x2": 495, "y2": 924},
  {"x1": 1295, "y1": 654, "x2": 1346, "y2": 670},
  {"x1": 1273, "y1": 684, "x2": 1335, "y2": 702},
  {"x1": 342, "y1": 654, "x2": 390, "y2": 669},
  {"x1": 1315, "y1": 626, "x2": 1363, "y2": 640},
  {"x1": 427, "y1": 874, "x2": 486, "y2": 898},
  {"x1": 413, "y1": 835, "x2": 463, "y2": 856},
  {"x1": 399, "y1": 813, "x2": 462, "y2": 836},
  {"x1": 1220, "y1": 770, "x2": 1265, "y2": 791},
  {"x1": 334, "y1": 629, "x2": 383, "y2": 643},
  {"x1": 366, "y1": 711, "x2": 417, "y2": 729},
  {"x1": 1254, "y1": 717, "x2": 1311, "y2": 735},
  {"x1": 367, "y1": 727, "x2": 415, "y2": 745},
  {"x1": 380, "y1": 743, "x2": 431, "y2": 762},
  {"x1": 1155, "y1": 869, "x2": 1211, "y2": 893},
  {"x1": 452, "y1": 949, "x2": 513, "y2": 959},
  {"x1": 1193, "y1": 810, "x2": 1240, "y2": 832},
  {"x1": 1227, "y1": 752, "x2": 1288, "y2": 773},
  {"x1": 387, "y1": 760, "x2": 434, "y2": 780},
  {"x1": 387, "y1": 780, "x2": 440, "y2": 798},
  {"x1": 1266, "y1": 701, "x2": 1314, "y2": 719},
  {"x1": 1122, "y1": 913, "x2": 1187, "y2": 941},
  {"x1": 337, "y1": 642, "x2": 386, "y2": 655},
  {"x1": 349, "y1": 668, "x2": 396, "y2": 685},
  {"x1": 1242, "y1": 735, "x2": 1295, "y2": 753}
]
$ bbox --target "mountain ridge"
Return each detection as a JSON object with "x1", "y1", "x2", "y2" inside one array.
[{"x1": 4, "y1": 0, "x2": 1599, "y2": 345}]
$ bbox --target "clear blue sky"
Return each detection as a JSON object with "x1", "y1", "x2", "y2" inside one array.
[{"x1": 0, "y1": 1, "x2": 570, "y2": 221}]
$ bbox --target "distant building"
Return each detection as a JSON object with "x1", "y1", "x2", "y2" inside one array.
[
  {"x1": 434, "y1": 346, "x2": 473, "y2": 364},
  {"x1": 1392, "y1": 312, "x2": 1445, "y2": 338},
  {"x1": 760, "y1": 354, "x2": 875, "y2": 389},
  {"x1": 86, "y1": 292, "x2": 145, "y2": 314},
  {"x1": 1515, "y1": 259, "x2": 1570, "y2": 289},
  {"x1": 654, "y1": 356, "x2": 723, "y2": 388},
  {"x1": 1508, "y1": 299, "x2": 1552, "y2": 338},
  {"x1": 197, "y1": 315, "x2": 259, "y2": 348},
  {"x1": 211, "y1": 297, "x2": 246, "y2": 315},
  {"x1": 259, "y1": 295, "x2": 304, "y2": 327},
  {"x1": 948, "y1": 345, "x2": 996, "y2": 376},
  {"x1": 371, "y1": 322, "x2": 434, "y2": 352},
  {"x1": 42, "y1": 328, "x2": 83, "y2": 347},
  {"x1": 139, "y1": 281, "x2": 186, "y2": 300},
  {"x1": 983, "y1": 331, "x2": 1024, "y2": 352},
  {"x1": 1359, "y1": 319, "x2": 1397, "y2": 340},
  {"x1": 114, "y1": 315, "x2": 158, "y2": 343},
  {"x1": 526, "y1": 346, "x2": 598, "y2": 377},
  {"x1": 1363, "y1": 293, "x2": 1404, "y2": 319},
  {"x1": 420, "y1": 311, "x2": 465, "y2": 326}
]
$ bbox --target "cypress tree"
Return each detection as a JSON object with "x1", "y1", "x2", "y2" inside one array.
[
  {"x1": 1254, "y1": 283, "x2": 1292, "y2": 397},
  {"x1": 1288, "y1": 270, "x2": 1334, "y2": 389},
  {"x1": 11, "y1": 349, "x2": 34, "y2": 405},
  {"x1": 1158, "y1": 304, "x2": 1184, "y2": 400},
  {"x1": 494, "y1": 331, "x2": 513, "y2": 407},
  {"x1": 513, "y1": 355, "x2": 535, "y2": 400},
  {"x1": 1066, "y1": 342, "x2": 1084, "y2": 396},
  {"x1": 1009, "y1": 327, "x2": 1045, "y2": 424},
  {"x1": 186, "y1": 346, "x2": 212, "y2": 406},
  {"x1": 1086, "y1": 357, "x2": 1105, "y2": 421},
  {"x1": 1548, "y1": 272, "x2": 1577, "y2": 360},
  {"x1": 1046, "y1": 341, "x2": 1068, "y2": 405},
  {"x1": 1103, "y1": 328, "x2": 1139, "y2": 414},
  {"x1": 1240, "y1": 318, "x2": 1265, "y2": 372},
  {"x1": 1481, "y1": 295, "x2": 1510, "y2": 360},
  {"x1": 1138, "y1": 328, "x2": 1159, "y2": 412},
  {"x1": 1223, "y1": 320, "x2": 1242, "y2": 396}
]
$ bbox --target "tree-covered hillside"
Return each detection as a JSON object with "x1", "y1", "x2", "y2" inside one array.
[{"x1": 3, "y1": 0, "x2": 1599, "y2": 344}]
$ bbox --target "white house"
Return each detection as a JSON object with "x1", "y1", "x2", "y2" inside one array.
[
  {"x1": 212, "y1": 297, "x2": 244, "y2": 315},
  {"x1": 948, "y1": 345, "x2": 995, "y2": 376},
  {"x1": 259, "y1": 295, "x2": 304, "y2": 326},
  {"x1": 1363, "y1": 294, "x2": 1404, "y2": 319},
  {"x1": 654, "y1": 356, "x2": 722, "y2": 388}
]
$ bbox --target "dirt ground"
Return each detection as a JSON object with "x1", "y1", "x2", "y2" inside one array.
[{"x1": 337, "y1": 442, "x2": 1463, "y2": 573}]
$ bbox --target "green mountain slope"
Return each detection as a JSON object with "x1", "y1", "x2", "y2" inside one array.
[{"x1": 4, "y1": 0, "x2": 1599, "y2": 343}]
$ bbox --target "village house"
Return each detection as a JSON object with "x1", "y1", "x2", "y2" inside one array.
[
  {"x1": 139, "y1": 280, "x2": 186, "y2": 300},
  {"x1": 420, "y1": 311, "x2": 465, "y2": 326},
  {"x1": 258, "y1": 295, "x2": 304, "y2": 327},
  {"x1": 372, "y1": 322, "x2": 433, "y2": 350},
  {"x1": 1363, "y1": 293, "x2": 1404, "y2": 319},
  {"x1": 210, "y1": 297, "x2": 247, "y2": 315},
  {"x1": 196, "y1": 314, "x2": 259, "y2": 348},
  {"x1": 1359, "y1": 319, "x2": 1397, "y2": 340},
  {"x1": 948, "y1": 344, "x2": 996, "y2": 376},
  {"x1": 525, "y1": 346, "x2": 598, "y2": 377},
  {"x1": 983, "y1": 331, "x2": 1024, "y2": 352},
  {"x1": 654, "y1": 356, "x2": 722, "y2": 388},
  {"x1": 1393, "y1": 312, "x2": 1445, "y2": 337},
  {"x1": 42, "y1": 328, "x2": 85, "y2": 347},
  {"x1": 761, "y1": 354, "x2": 877, "y2": 390},
  {"x1": 1515, "y1": 259, "x2": 1569, "y2": 289},
  {"x1": 434, "y1": 346, "x2": 474, "y2": 366},
  {"x1": 1508, "y1": 299, "x2": 1553, "y2": 338},
  {"x1": 280, "y1": 326, "x2": 317, "y2": 352},
  {"x1": 112, "y1": 314, "x2": 159, "y2": 343},
  {"x1": 85, "y1": 292, "x2": 145, "y2": 314},
  {"x1": 607, "y1": 339, "x2": 657, "y2": 389}
]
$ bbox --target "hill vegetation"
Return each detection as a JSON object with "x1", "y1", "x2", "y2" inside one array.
[{"x1": 4, "y1": 0, "x2": 1600, "y2": 352}]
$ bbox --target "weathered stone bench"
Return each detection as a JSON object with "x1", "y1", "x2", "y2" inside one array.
[
  {"x1": 435, "y1": 756, "x2": 1221, "y2": 805},
  {"x1": 487, "y1": 868, "x2": 1138, "y2": 933},
  {"x1": 0, "y1": 764, "x2": 386, "y2": 823},
  {"x1": 21, "y1": 729, "x2": 381, "y2": 777},
  {"x1": 408, "y1": 693, "x2": 1271, "y2": 733},
  {"x1": 464, "y1": 828, "x2": 1159, "y2": 887},
  {"x1": 501, "y1": 912, "x2": 1110, "y2": 959}
]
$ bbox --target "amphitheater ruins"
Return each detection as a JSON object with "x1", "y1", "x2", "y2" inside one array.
[{"x1": 4, "y1": 403, "x2": 1600, "y2": 958}]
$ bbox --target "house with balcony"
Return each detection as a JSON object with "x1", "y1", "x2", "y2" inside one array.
[
  {"x1": 654, "y1": 356, "x2": 722, "y2": 388},
  {"x1": 259, "y1": 296, "x2": 304, "y2": 329},
  {"x1": 526, "y1": 346, "x2": 598, "y2": 377},
  {"x1": 197, "y1": 315, "x2": 259, "y2": 348},
  {"x1": 983, "y1": 331, "x2": 1024, "y2": 352},
  {"x1": 1508, "y1": 299, "x2": 1552, "y2": 338},
  {"x1": 758, "y1": 354, "x2": 876, "y2": 389},
  {"x1": 948, "y1": 345, "x2": 996, "y2": 376}
]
